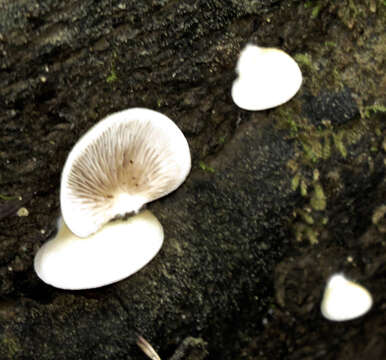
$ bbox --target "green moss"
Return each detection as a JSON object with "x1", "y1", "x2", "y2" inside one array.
[
  {"x1": 324, "y1": 41, "x2": 337, "y2": 47},
  {"x1": 106, "y1": 52, "x2": 118, "y2": 83},
  {"x1": 305, "y1": 227, "x2": 319, "y2": 244},
  {"x1": 301, "y1": 140, "x2": 322, "y2": 163},
  {"x1": 291, "y1": 173, "x2": 301, "y2": 191},
  {"x1": 275, "y1": 2, "x2": 384, "y2": 246},
  {"x1": 294, "y1": 222, "x2": 319, "y2": 244},
  {"x1": 199, "y1": 161, "x2": 215, "y2": 173},
  {"x1": 299, "y1": 210, "x2": 314, "y2": 225},
  {"x1": 313, "y1": 168, "x2": 320, "y2": 181},
  {"x1": 276, "y1": 104, "x2": 382, "y2": 242},
  {"x1": 310, "y1": 183, "x2": 327, "y2": 211},
  {"x1": 294, "y1": 53, "x2": 313, "y2": 68},
  {"x1": 311, "y1": 4, "x2": 321, "y2": 19},
  {"x1": 287, "y1": 118, "x2": 298, "y2": 137},
  {"x1": 106, "y1": 67, "x2": 117, "y2": 83},
  {"x1": 332, "y1": 132, "x2": 347, "y2": 158},
  {"x1": 275, "y1": 93, "x2": 383, "y2": 247},
  {"x1": 303, "y1": 0, "x2": 322, "y2": 18},
  {"x1": 294, "y1": 222, "x2": 306, "y2": 242},
  {"x1": 322, "y1": 135, "x2": 331, "y2": 159},
  {"x1": 300, "y1": 179, "x2": 308, "y2": 197},
  {"x1": 363, "y1": 104, "x2": 386, "y2": 118}
]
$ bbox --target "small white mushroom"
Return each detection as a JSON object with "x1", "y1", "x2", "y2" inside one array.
[
  {"x1": 231, "y1": 44, "x2": 302, "y2": 111},
  {"x1": 320, "y1": 273, "x2": 373, "y2": 321},
  {"x1": 34, "y1": 210, "x2": 163, "y2": 290},
  {"x1": 61, "y1": 108, "x2": 191, "y2": 237}
]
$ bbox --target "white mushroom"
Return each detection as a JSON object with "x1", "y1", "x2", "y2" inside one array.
[
  {"x1": 320, "y1": 273, "x2": 373, "y2": 321},
  {"x1": 34, "y1": 210, "x2": 163, "y2": 290},
  {"x1": 231, "y1": 44, "x2": 302, "y2": 111},
  {"x1": 61, "y1": 108, "x2": 191, "y2": 237}
]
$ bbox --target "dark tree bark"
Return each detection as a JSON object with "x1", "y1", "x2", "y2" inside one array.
[{"x1": 0, "y1": 1, "x2": 385, "y2": 359}]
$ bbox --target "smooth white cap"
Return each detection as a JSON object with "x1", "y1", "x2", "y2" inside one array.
[
  {"x1": 231, "y1": 44, "x2": 302, "y2": 111},
  {"x1": 34, "y1": 210, "x2": 164, "y2": 290},
  {"x1": 61, "y1": 108, "x2": 191, "y2": 237},
  {"x1": 320, "y1": 274, "x2": 373, "y2": 321}
]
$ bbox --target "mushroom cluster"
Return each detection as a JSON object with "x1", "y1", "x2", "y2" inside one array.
[
  {"x1": 34, "y1": 108, "x2": 191, "y2": 289},
  {"x1": 35, "y1": 45, "x2": 301, "y2": 291}
]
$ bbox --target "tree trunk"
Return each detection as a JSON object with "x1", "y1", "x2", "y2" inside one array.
[{"x1": 0, "y1": 1, "x2": 385, "y2": 359}]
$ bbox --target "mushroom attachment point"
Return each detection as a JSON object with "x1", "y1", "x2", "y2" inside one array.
[
  {"x1": 231, "y1": 44, "x2": 302, "y2": 111},
  {"x1": 34, "y1": 211, "x2": 164, "y2": 290},
  {"x1": 320, "y1": 274, "x2": 373, "y2": 321},
  {"x1": 61, "y1": 108, "x2": 191, "y2": 237}
]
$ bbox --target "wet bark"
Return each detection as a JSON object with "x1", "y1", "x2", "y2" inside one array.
[{"x1": 0, "y1": 1, "x2": 385, "y2": 359}]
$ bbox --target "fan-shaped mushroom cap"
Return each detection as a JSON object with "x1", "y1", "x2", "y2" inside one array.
[
  {"x1": 231, "y1": 44, "x2": 302, "y2": 111},
  {"x1": 34, "y1": 210, "x2": 163, "y2": 290},
  {"x1": 61, "y1": 108, "x2": 191, "y2": 237},
  {"x1": 320, "y1": 274, "x2": 373, "y2": 321}
]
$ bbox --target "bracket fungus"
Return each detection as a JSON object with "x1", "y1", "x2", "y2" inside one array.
[
  {"x1": 34, "y1": 211, "x2": 163, "y2": 290},
  {"x1": 61, "y1": 107, "x2": 191, "y2": 238},
  {"x1": 231, "y1": 44, "x2": 302, "y2": 111},
  {"x1": 320, "y1": 274, "x2": 373, "y2": 321},
  {"x1": 34, "y1": 108, "x2": 191, "y2": 289}
]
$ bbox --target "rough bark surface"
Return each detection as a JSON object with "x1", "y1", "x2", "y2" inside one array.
[{"x1": 0, "y1": 1, "x2": 385, "y2": 359}]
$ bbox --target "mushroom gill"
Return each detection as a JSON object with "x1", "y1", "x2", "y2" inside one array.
[{"x1": 61, "y1": 108, "x2": 191, "y2": 237}]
